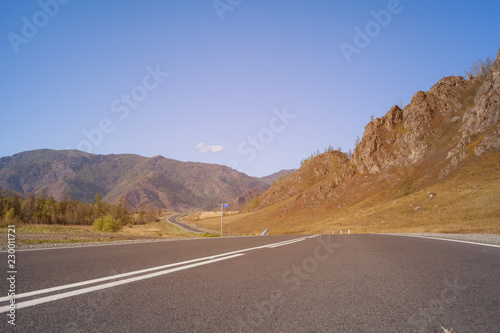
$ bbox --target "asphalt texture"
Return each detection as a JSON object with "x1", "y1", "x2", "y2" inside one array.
[
  {"x1": 167, "y1": 214, "x2": 206, "y2": 233},
  {"x1": 1, "y1": 234, "x2": 499, "y2": 332}
]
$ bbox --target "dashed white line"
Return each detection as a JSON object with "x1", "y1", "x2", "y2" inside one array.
[
  {"x1": 0, "y1": 236, "x2": 314, "y2": 312},
  {"x1": 0, "y1": 254, "x2": 244, "y2": 313}
]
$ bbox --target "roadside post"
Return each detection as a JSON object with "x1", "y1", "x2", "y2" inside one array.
[{"x1": 221, "y1": 203, "x2": 229, "y2": 236}]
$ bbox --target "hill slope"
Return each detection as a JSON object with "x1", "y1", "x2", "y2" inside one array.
[
  {"x1": 194, "y1": 48, "x2": 500, "y2": 234},
  {"x1": 0, "y1": 150, "x2": 269, "y2": 211},
  {"x1": 259, "y1": 169, "x2": 297, "y2": 185}
]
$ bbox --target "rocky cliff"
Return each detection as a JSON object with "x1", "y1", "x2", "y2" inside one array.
[
  {"x1": 353, "y1": 47, "x2": 500, "y2": 176},
  {"x1": 244, "y1": 47, "x2": 500, "y2": 217},
  {"x1": 449, "y1": 47, "x2": 500, "y2": 160}
]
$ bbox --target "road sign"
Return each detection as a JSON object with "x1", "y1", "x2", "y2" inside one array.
[{"x1": 221, "y1": 203, "x2": 229, "y2": 235}]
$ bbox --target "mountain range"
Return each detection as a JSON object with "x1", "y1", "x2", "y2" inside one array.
[
  {"x1": 2, "y1": 48, "x2": 499, "y2": 232},
  {"x1": 0, "y1": 149, "x2": 274, "y2": 211}
]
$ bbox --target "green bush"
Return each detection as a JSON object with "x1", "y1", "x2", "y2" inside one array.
[{"x1": 93, "y1": 214, "x2": 122, "y2": 232}]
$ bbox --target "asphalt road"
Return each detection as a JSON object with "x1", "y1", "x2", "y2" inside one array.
[
  {"x1": 167, "y1": 214, "x2": 206, "y2": 233},
  {"x1": 1, "y1": 234, "x2": 499, "y2": 332}
]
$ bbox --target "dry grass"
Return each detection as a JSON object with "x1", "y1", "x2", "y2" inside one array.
[
  {"x1": 121, "y1": 219, "x2": 196, "y2": 239},
  {"x1": 0, "y1": 214, "x2": 198, "y2": 247},
  {"x1": 182, "y1": 212, "x2": 258, "y2": 235},
  {"x1": 192, "y1": 151, "x2": 500, "y2": 235},
  {"x1": 196, "y1": 211, "x2": 239, "y2": 219}
]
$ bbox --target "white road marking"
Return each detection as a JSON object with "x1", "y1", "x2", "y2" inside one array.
[
  {"x1": 0, "y1": 252, "x2": 242, "y2": 303},
  {"x1": 0, "y1": 236, "x2": 314, "y2": 311},
  {"x1": 384, "y1": 234, "x2": 500, "y2": 248},
  {"x1": 0, "y1": 254, "x2": 244, "y2": 313},
  {"x1": 267, "y1": 238, "x2": 307, "y2": 248}
]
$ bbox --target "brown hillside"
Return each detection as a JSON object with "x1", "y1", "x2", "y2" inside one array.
[
  {"x1": 259, "y1": 169, "x2": 297, "y2": 185},
  {"x1": 0, "y1": 151, "x2": 269, "y2": 212},
  {"x1": 244, "y1": 151, "x2": 351, "y2": 212},
  {"x1": 227, "y1": 188, "x2": 262, "y2": 211},
  {"x1": 195, "y1": 47, "x2": 500, "y2": 235}
]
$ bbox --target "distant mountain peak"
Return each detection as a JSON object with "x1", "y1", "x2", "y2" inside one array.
[
  {"x1": 259, "y1": 169, "x2": 297, "y2": 185},
  {"x1": 0, "y1": 150, "x2": 269, "y2": 212}
]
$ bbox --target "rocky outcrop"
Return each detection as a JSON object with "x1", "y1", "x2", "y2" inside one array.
[
  {"x1": 228, "y1": 188, "x2": 263, "y2": 211},
  {"x1": 351, "y1": 105, "x2": 404, "y2": 173},
  {"x1": 244, "y1": 48, "x2": 500, "y2": 215},
  {"x1": 449, "y1": 47, "x2": 500, "y2": 158},
  {"x1": 246, "y1": 151, "x2": 351, "y2": 211},
  {"x1": 351, "y1": 63, "x2": 497, "y2": 174}
]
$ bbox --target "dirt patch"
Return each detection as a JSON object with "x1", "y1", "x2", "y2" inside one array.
[{"x1": 1, "y1": 220, "x2": 196, "y2": 250}]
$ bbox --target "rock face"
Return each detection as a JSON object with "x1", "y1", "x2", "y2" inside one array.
[
  {"x1": 247, "y1": 47, "x2": 500, "y2": 214},
  {"x1": 351, "y1": 105, "x2": 404, "y2": 174},
  {"x1": 246, "y1": 151, "x2": 350, "y2": 211},
  {"x1": 353, "y1": 48, "x2": 500, "y2": 174},
  {"x1": 451, "y1": 47, "x2": 500, "y2": 158},
  {"x1": 228, "y1": 188, "x2": 262, "y2": 211},
  {"x1": 352, "y1": 75, "x2": 477, "y2": 174}
]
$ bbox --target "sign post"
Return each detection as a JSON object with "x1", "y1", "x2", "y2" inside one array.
[{"x1": 221, "y1": 203, "x2": 229, "y2": 235}]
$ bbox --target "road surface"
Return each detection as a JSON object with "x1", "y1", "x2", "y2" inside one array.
[
  {"x1": 167, "y1": 214, "x2": 205, "y2": 233},
  {"x1": 1, "y1": 234, "x2": 499, "y2": 332}
]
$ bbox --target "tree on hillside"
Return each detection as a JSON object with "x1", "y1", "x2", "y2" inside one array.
[
  {"x1": 93, "y1": 193, "x2": 104, "y2": 218},
  {"x1": 40, "y1": 188, "x2": 47, "y2": 201},
  {"x1": 249, "y1": 195, "x2": 260, "y2": 210},
  {"x1": 465, "y1": 56, "x2": 493, "y2": 79},
  {"x1": 22, "y1": 191, "x2": 36, "y2": 223},
  {"x1": 354, "y1": 135, "x2": 361, "y2": 148},
  {"x1": 47, "y1": 195, "x2": 57, "y2": 224},
  {"x1": 137, "y1": 205, "x2": 147, "y2": 224},
  {"x1": 11, "y1": 194, "x2": 22, "y2": 220},
  {"x1": 0, "y1": 194, "x2": 4, "y2": 220},
  {"x1": 146, "y1": 203, "x2": 157, "y2": 223},
  {"x1": 116, "y1": 195, "x2": 131, "y2": 224},
  {"x1": 0, "y1": 189, "x2": 140, "y2": 227}
]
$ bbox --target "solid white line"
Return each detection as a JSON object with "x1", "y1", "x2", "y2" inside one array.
[
  {"x1": 382, "y1": 234, "x2": 500, "y2": 248},
  {"x1": 0, "y1": 236, "x2": 313, "y2": 303},
  {"x1": 267, "y1": 238, "x2": 306, "y2": 248},
  {"x1": 0, "y1": 254, "x2": 244, "y2": 313},
  {"x1": 0, "y1": 253, "x2": 235, "y2": 303}
]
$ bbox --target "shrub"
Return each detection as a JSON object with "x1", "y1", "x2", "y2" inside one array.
[{"x1": 93, "y1": 214, "x2": 122, "y2": 232}]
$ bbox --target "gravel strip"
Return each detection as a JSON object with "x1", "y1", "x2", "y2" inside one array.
[
  {"x1": 1, "y1": 238, "x2": 188, "y2": 251},
  {"x1": 5, "y1": 233, "x2": 500, "y2": 251},
  {"x1": 388, "y1": 233, "x2": 500, "y2": 246}
]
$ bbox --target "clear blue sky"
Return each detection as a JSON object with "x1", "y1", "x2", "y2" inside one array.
[{"x1": 1, "y1": 0, "x2": 499, "y2": 177}]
